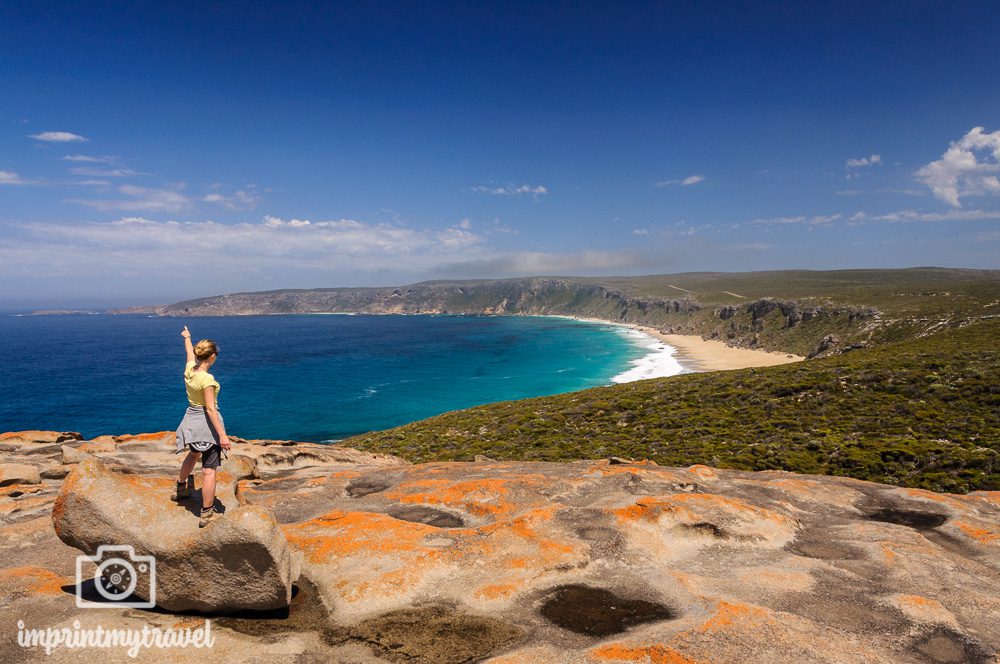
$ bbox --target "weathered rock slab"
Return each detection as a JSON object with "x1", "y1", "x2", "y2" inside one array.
[
  {"x1": 0, "y1": 462, "x2": 42, "y2": 486},
  {"x1": 52, "y1": 458, "x2": 299, "y2": 613},
  {"x1": 1, "y1": 430, "x2": 999, "y2": 663}
]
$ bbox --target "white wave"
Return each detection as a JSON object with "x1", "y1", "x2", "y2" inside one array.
[{"x1": 610, "y1": 328, "x2": 688, "y2": 383}]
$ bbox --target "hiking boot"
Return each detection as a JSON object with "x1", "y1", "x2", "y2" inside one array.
[
  {"x1": 199, "y1": 506, "x2": 218, "y2": 528},
  {"x1": 173, "y1": 476, "x2": 194, "y2": 502}
]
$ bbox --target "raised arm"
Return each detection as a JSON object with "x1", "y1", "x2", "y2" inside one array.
[{"x1": 181, "y1": 326, "x2": 195, "y2": 364}]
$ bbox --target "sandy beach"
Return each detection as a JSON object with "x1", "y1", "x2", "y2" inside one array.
[
  {"x1": 554, "y1": 316, "x2": 804, "y2": 373},
  {"x1": 638, "y1": 328, "x2": 804, "y2": 371}
]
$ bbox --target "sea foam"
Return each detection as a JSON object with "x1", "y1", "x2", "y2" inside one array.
[{"x1": 610, "y1": 327, "x2": 688, "y2": 383}]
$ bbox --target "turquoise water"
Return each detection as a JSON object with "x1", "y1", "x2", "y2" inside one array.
[{"x1": 0, "y1": 313, "x2": 647, "y2": 441}]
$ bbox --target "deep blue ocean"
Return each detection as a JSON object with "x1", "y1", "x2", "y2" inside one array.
[{"x1": 0, "y1": 313, "x2": 647, "y2": 441}]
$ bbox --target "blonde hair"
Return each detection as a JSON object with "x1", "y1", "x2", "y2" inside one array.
[{"x1": 193, "y1": 339, "x2": 218, "y2": 364}]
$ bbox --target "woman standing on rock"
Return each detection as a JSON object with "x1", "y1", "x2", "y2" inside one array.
[{"x1": 174, "y1": 326, "x2": 231, "y2": 527}]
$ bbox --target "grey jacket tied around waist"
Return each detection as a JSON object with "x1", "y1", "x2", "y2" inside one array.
[{"x1": 175, "y1": 406, "x2": 227, "y2": 457}]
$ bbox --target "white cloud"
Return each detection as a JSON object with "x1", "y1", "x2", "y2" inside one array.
[
  {"x1": 746, "y1": 208, "x2": 1000, "y2": 228},
  {"x1": 835, "y1": 188, "x2": 923, "y2": 196},
  {"x1": 203, "y1": 188, "x2": 262, "y2": 211},
  {"x1": 0, "y1": 216, "x2": 487, "y2": 278},
  {"x1": 433, "y1": 250, "x2": 642, "y2": 279},
  {"x1": 749, "y1": 214, "x2": 842, "y2": 227},
  {"x1": 846, "y1": 154, "x2": 881, "y2": 169},
  {"x1": 632, "y1": 228, "x2": 649, "y2": 235},
  {"x1": 469, "y1": 183, "x2": 548, "y2": 198},
  {"x1": 29, "y1": 131, "x2": 87, "y2": 142},
  {"x1": 63, "y1": 154, "x2": 116, "y2": 163},
  {"x1": 69, "y1": 167, "x2": 140, "y2": 177},
  {"x1": 68, "y1": 185, "x2": 193, "y2": 213},
  {"x1": 916, "y1": 127, "x2": 1000, "y2": 207},
  {"x1": 0, "y1": 215, "x2": 645, "y2": 285},
  {"x1": 655, "y1": 175, "x2": 705, "y2": 187},
  {"x1": 485, "y1": 218, "x2": 518, "y2": 235},
  {"x1": 0, "y1": 170, "x2": 34, "y2": 185},
  {"x1": 863, "y1": 209, "x2": 1000, "y2": 223}
]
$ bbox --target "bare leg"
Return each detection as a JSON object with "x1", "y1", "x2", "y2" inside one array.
[
  {"x1": 178, "y1": 451, "x2": 200, "y2": 483},
  {"x1": 202, "y1": 467, "x2": 217, "y2": 510}
]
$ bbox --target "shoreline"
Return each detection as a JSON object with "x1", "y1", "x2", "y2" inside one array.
[
  {"x1": 33, "y1": 308, "x2": 804, "y2": 374},
  {"x1": 548, "y1": 314, "x2": 804, "y2": 373}
]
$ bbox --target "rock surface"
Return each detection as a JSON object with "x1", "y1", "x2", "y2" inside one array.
[
  {"x1": 0, "y1": 462, "x2": 41, "y2": 487},
  {"x1": 52, "y1": 457, "x2": 299, "y2": 613},
  {"x1": 1, "y1": 430, "x2": 999, "y2": 663}
]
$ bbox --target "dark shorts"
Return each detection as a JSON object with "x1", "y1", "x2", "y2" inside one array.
[
  {"x1": 191, "y1": 443, "x2": 223, "y2": 469},
  {"x1": 176, "y1": 406, "x2": 226, "y2": 469}
]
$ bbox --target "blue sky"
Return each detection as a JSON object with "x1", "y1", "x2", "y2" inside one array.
[{"x1": 1, "y1": 1, "x2": 998, "y2": 308}]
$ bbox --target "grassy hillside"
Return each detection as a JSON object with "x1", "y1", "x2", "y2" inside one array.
[
  {"x1": 580, "y1": 268, "x2": 1000, "y2": 312},
  {"x1": 345, "y1": 317, "x2": 1000, "y2": 493}
]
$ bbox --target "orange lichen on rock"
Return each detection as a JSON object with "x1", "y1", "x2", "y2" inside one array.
[
  {"x1": 886, "y1": 594, "x2": 957, "y2": 627},
  {"x1": 901, "y1": 488, "x2": 967, "y2": 511},
  {"x1": 115, "y1": 431, "x2": 174, "y2": 444},
  {"x1": 385, "y1": 476, "x2": 549, "y2": 518},
  {"x1": 611, "y1": 496, "x2": 693, "y2": 523},
  {"x1": 898, "y1": 594, "x2": 937, "y2": 607},
  {"x1": 589, "y1": 643, "x2": 699, "y2": 664},
  {"x1": 0, "y1": 483, "x2": 47, "y2": 497},
  {"x1": 0, "y1": 430, "x2": 80, "y2": 443},
  {"x1": 343, "y1": 566, "x2": 425, "y2": 601},
  {"x1": 968, "y1": 491, "x2": 1000, "y2": 507},
  {"x1": 0, "y1": 431, "x2": 37, "y2": 441},
  {"x1": 474, "y1": 582, "x2": 522, "y2": 600},
  {"x1": 686, "y1": 465, "x2": 717, "y2": 479},
  {"x1": 117, "y1": 473, "x2": 175, "y2": 490},
  {"x1": 282, "y1": 509, "x2": 443, "y2": 562},
  {"x1": 0, "y1": 495, "x2": 54, "y2": 517},
  {"x1": 610, "y1": 493, "x2": 793, "y2": 533},
  {"x1": 0, "y1": 566, "x2": 71, "y2": 595},
  {"x1": 450, "y1": 505, "x2": 580, "y2": 576},
  {"x1": 470, "y1": 505, "x2": 577, "y2": 562},
  {"x1": 767, "y1": 478, "x2": 821, "y2": 492},
  {"x1": 666, "y1": 570, "x2": 702, "y2": 594},
  {"x1": 586, "y1": 465, "x2": 678, "y2": 480},
  {"x1": 478, "y1": 504, "x2": 560, "y2": 540},
  {"x1": 77, "y1": 441, "x2": 116, "y2": 454},
  {"x1": 955, "y1": 520, "x2": 1000, "y2": 544},
  {"x1": 328, "y1": 470, "x2": 363, "y2": 479},
  {"x1": 697, "y1": 601, "x2": 772, "y2": 633}
]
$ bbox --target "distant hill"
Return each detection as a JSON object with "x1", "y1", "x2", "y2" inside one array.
[{"x1": 112, "y1": 267, "x2": 1000, "y2": 358}]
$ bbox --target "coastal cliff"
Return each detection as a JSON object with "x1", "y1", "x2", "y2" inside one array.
[
  {"x1": 114, "y1": 276, "x2": 882, "y2": 358},
  {"x1": 113, "y1": 269, "x2": 1000, "y2": 358}
]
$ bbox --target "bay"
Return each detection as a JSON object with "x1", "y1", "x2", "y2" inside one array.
[{"x1": 0, "y1": 313, "x2": 654, "y2": 441}]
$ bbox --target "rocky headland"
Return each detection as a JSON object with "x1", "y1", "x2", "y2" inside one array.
[
  {"x1": 110, "y1": 268, "x2": 1000, "y2": 360},
  {"x1": 109, "y1": 276, "x2": 879, "y2": 359},
  {"x1": 2, "y1": 429, "x2": 999, "y2": 663}
]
